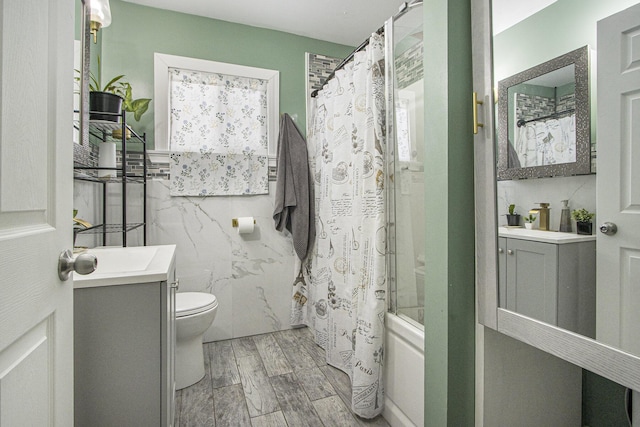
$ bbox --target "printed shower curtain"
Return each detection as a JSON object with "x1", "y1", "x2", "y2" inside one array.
[
  {"x1": 515, "y1": 115, "x2": 576, "y2": 167},
  {"x1": 291, "y1": 33, "x2": 387, "y2": 419}
]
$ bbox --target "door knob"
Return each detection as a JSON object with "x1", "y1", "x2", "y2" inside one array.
[
  {"x1": 599, "y1": 222, "x2": 618, "y2": 236},
  {"x1": 507, "y1": 249, "x2": 514, "y2": 255},
  {"x1": 58, "y1": 250, "x2": 97, "y2": 281}
]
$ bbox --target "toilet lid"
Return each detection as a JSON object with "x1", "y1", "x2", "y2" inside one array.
[{"x1": 176, "y1": 292, "x2": 218, "y2": 317}]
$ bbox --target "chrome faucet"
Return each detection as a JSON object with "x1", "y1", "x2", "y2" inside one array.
[{"x1": 529, "y1": 202, "x2": 550, "y2": 231}]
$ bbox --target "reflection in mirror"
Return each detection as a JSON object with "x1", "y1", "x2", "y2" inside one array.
[
  {"x1": 508, "y1": 65, "x2": 575, "y2": 167},
  {"x1": 497, "y1": 46, "x2": 590, "y2": 180},
  {"x1": 492, "y1": 0, "x2": 640, "y2": 362}
]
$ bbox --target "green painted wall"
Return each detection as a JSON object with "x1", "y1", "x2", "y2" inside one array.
[
  {"x1": 99, "y1": 0, "x2": 353, "y2": 148},
  {"x1": 493, "y1": 0, "x2": 639, "y2": 81},
  {"x1": 423, "y1": 0, "x2": 475, "y2": 425}
]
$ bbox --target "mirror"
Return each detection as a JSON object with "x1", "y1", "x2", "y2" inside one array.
[
  {"x1": 492, "y1": 0, "x2": 640, "y2": 365},
  {"x1": 497, "y1": 46, "x2": 591, "y2": 180}
]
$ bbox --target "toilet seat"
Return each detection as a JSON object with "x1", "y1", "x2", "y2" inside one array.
[{"x1": 176, "y1": 292, "x2": 218, "y2": 317}]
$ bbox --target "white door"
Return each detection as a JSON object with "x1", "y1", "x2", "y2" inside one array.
[
  {"x1": 596, "y1": 3, "x2": 640, "y2": 356},
  {"x1": 0, "y1": 0, "x2": 74, "y2": 424}
]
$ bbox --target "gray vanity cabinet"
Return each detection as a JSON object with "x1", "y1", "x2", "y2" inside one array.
[
  {"x1": 74, "y1": 276, "x2": 176, "y2": 427},
  {"x1": 498, "y1": 235, "x2": 596, "y2": 338}
]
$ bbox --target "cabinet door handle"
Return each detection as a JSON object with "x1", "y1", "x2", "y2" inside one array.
[
  {"x1": 498, "y1": 248, "x2": 504, "y2": 253},
  {"x1": 473, "y1": 92, "x2": 484, "y2": 134},
  {"x1": 507, "y1": 249, "x2": 514, "y2": 255}
]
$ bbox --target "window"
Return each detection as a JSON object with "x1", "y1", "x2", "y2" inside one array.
[{"x1": 154, "y1": 53, "x2": 279, "y2": 195}]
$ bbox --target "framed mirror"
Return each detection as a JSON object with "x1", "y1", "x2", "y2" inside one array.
[{"x1": 497, "y1": 46, "x2": 591, "y2": 180}]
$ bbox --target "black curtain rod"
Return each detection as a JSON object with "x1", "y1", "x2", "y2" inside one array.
[
  {"x1": 309, "y1": 0, "x2": 421, "y2": 99},
  {"x1": 516, "y1": 108, "x2": 576, "y2": 127},
  {"x1": 310, "y1": 26, "x2": 384, "y2": 98}
]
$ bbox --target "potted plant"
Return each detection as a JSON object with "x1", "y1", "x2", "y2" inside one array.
[
  {"x1": 90, "y1": 74, "x2": 151, "y2": 127},
  {"x1": 88, "y1": 74, "x2": 124, "y2": 123},
  {"x1": 77, "y1": 59, "x2": 151, "y2": 126},
  {"x1": 506, "y1": 204, "x2": 521, "y2": 226},
  {"x1": 523, "y1": 214, "x2": 536, "y2": 230},
  {"x1": 571, "y1": 208, "x2": 595, "y2": 235}
]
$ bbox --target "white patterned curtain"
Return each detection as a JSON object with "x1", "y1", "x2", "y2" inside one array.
[
  {"x1": 169, "y1": 68, "x2": 269, "y2": 196},
  {"x1": 292, "y1": 33, "x2": 387, "y2": 419}
]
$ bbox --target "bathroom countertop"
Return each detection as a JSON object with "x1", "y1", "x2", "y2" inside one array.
[
  {"x1": 73, "y1": 245, "x2": 176, "y2": 289},
  {"x1": 498, "y1": 227, "x2": 596, "y2": 244}
]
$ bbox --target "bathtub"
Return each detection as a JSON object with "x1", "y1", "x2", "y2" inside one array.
[{"x1": 384, "y1": 312, "x2": 425, "y2": 426}]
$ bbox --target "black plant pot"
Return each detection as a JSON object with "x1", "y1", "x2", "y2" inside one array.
[
  {"x1": 576, "y1": 221, "x2": 593, "y2": 235},
  {"x1": 89, "y1": 91, "x2": 123, "y2": 122},
  {"x1": 506, "y1": 214, "x2": 521, "y2": 226}
]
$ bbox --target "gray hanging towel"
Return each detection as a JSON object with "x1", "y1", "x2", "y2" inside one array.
[{"x1": 273, "y1": 113, "x2": 315, "y2": 260}]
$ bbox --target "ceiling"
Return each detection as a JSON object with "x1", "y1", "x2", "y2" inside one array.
[
  {"x1": 121, "y1": 0, "x2": 557, "y2": 46},
  {"x1": 122, "y1": 0, "x2": 405, "y2": 46}
]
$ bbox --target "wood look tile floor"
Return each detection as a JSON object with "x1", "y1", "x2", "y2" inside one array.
[{"x1": 174, "y1": 327, "x2": 390, "y2": 427}]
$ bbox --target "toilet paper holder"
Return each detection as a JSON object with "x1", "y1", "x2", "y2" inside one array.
[{"x1": 232, "y1": 218, "x2": 256, "y2": 227}]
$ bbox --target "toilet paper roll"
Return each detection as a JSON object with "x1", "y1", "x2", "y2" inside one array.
[
  {"x1": 98, "y1": 142, "x2": 117, "y2": 179},
  {"x1": 237, "y1": 217, "x2": 255, "y2": 234}
]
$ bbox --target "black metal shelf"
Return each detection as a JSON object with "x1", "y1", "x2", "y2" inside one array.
[
  {"x1": 73, "y1": 169, "x2": 147, "y2": 184},
  {"x1": 73, "y1": 110, "x2": 148, "y2": 247},
  {"x1": 76, "y1": 223, "x2": 145, "y2": 235}
]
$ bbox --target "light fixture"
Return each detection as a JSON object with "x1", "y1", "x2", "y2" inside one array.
[{"x1": 88, "y1": 0, "x2": 112, "y2": 43}]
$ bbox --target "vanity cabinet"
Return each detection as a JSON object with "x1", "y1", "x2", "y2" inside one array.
[
  {"x1": 498, "y1": 230, "x2": 596, "y2": 338},
  {"x1": 73, "y1": 250, "x2": 176, "y2": 427}
]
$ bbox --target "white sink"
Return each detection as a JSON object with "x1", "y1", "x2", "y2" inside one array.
[
  {"x1": 73, "y1": 245, "x2": 176, "y2": 288},
  {"x1": 91, "y1": 246, "x2": 158, "y2": 274}
]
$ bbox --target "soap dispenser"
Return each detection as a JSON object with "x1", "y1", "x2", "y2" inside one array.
[
  {"x1": 532, "y1": 202, "x2": 550, "y2": 231},
  {"x1": 559, "y1": 199, "x2": 572, "y2": 232}
]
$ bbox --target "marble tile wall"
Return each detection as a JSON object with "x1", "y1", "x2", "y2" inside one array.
[
  {"x1": 145, "y1": 179, "x2": 297, "y2": 342},
  {"x1": 74, "y1": 156, "x2": 298, "y2": 342},
  {"x1": 497, "y1": 174, "x2": 596, "y2": 230}
]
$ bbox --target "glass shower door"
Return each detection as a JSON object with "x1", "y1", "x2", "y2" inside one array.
[{"x1": 387, "y1": 2, "x2": 425, "y2": 327}]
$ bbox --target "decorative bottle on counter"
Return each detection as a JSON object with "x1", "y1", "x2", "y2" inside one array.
[{"x1": 559, "y1": 199, "x2": 572, "y2": 232}]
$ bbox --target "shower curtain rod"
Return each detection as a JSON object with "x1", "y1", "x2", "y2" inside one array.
[
  {"x1": 310, "y1": 0, "x2": 422, "y2": 98},
  {"x1": 310, "y1": 26, "x2": 383, "y2": 98},
  {"x1": 516, "y1": 108, "x2": 576, "y2": 127}
]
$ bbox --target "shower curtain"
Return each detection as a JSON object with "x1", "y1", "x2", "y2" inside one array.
[
  {"x1": 515, "y1": 115, "x2": 576, "y2": 167},
  {"x1": 291, "y1": 33, "x2": 387, "y2": 419}
]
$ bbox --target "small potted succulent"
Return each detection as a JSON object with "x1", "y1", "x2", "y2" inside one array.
[
  {"x1": 523, "y1": 214, "x2": 536, "y2": 230},
  {"x1": 571, "y1": 208, "x2": 595, "y2": 235},
  {"x1": 506, "y1": 204, "x2": 521, "y2": 226}
]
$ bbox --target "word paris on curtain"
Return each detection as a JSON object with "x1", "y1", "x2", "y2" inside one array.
[{"x1": 168, "y1": 67, "x2": 269, "y2": 196}]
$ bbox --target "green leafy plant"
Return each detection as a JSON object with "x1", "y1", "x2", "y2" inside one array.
[
  {"x1": 507, "y1": 204, "x2": 517, "y2": 215},
  {"x1": 571, "y1": 208, "x2": 595, "y2": 223},
  {"x1": 76, "y1": 57, "x2": 151, "y2": 121},
  {"x1": 524, "y1": 214, "x2": 537, "y2": 223}
]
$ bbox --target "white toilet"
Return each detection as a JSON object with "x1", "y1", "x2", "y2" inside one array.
[{"x1": 175, "y1": 292, "x2": 218, "y2": 390}]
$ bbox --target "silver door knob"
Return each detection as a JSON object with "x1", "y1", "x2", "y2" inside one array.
[
  {"x1": 58, "y1": 250, "x2": 97, "y2": 281},
  {"x1": 507, "y1": 249, "x2": 514, "y2": 255},
  {"x1": 599, "y1": 222, "x2": 618, "y2": 236},
  {"x1": 498, "y1": 248, "x2": 504, "y2": 253}
]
